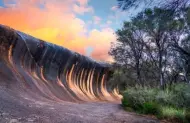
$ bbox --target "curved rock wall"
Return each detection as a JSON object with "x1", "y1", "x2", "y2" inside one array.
[{"x1": 0, "y1": 25, "x2": 121, "y2": 102}]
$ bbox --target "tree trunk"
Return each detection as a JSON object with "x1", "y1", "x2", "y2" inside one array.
[
  {"x1": 159, "y1": 51, "x2": 164, "y2": 88},
  {"x1": 136, "y1": 61, "x2": 142, "y2": 85},
  {"x1": 184, "y1": 67, "x2": 190, "y2": 83}
]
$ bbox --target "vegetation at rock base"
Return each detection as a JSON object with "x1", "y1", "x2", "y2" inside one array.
[{"x1": 121, "y1": 84, "x2": 190, "y2": 122}]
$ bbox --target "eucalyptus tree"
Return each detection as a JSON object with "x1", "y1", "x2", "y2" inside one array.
[
  {"x1": 117, "y1": 0, "x2": 190, "y2": 11},
  {"x1": 110, "y1": 8, "x2": 178, "y2": 87}
]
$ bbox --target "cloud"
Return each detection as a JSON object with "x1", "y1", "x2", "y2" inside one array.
[
  {"x1": 0, "y1": 0, "x2": 116, "y2": 62},
  {"x1": 100, "y1": 20, "x2": 112, "y2": 28},
  {"x1": 87, "y1": 28, "x2": 116, "y2": 61},
  {"x1": 111, "y1": 6, "x2": 118, "y2": 11},
  {"x1": 76, "y1": 0, "x2": 88, "y2": 5},
  {"x1": 106, "y1": 20, "x2": 112, "y2": 25},
  {"x1": 73, "y1": 0, "x2": 93, "y2": 14},
  {"x1": 93, "y1": 16, "x2": 101, "y2": 25},
  {"x1": 87, "y1": 20, "x2": 93, "y2": 24},
  {"x1": 73, "y1": 4, "x2": 93, "y2": 14}
]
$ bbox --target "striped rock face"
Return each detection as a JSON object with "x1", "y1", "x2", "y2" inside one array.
[{"x1": 0, "y1": 25, "x2": 121, "y2": 103}]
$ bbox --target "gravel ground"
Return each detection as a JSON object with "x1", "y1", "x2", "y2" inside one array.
[{"x1": 0, "y1": 86, "x2": 160, "y2": 123}]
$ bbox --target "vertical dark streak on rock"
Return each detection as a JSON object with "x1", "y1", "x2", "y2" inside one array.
[{"x1": 0, "y1": 25, "x2": 120, "y2": 102}]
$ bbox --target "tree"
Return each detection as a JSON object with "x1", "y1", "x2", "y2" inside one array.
[
  {"x1": 117, "y1": 0, "x2": 190, "y2": 11},
  {"x1": 171, "y1": 34, "x2": 190, "y2": 83},
  {"x1": 110, "y1": 8, "x2": 179, "y2": 87},
  {"x1": 168, "y1": 6, "x2": 190, "y2": 83},
  {"x1": 109, "y1": 21, "x2": 145, "y2": 85},
  {"x1": 110, "y1": 1, "x2": 190, "y2": 89}
]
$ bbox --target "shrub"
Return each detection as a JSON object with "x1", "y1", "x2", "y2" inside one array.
[
  {"x1": 121, "y1": 83, "x2": 190, "y2": 122},
  {"x1": 158, "y1": 106, "x2": 186, "y2": 122},
  {"x1": 170, "y1": 83, "x2": 190, "y2": 108},
  {"x1": 122, "y1": 86, "x2": 157, "y2": 111},
  {"x1": 142, "y1": 102, "x2": 160, "y2": 115},
  {"x1": 122, "y1": 88, "x2": 142, "y2": 110},
  {"x1": 185, "y1": 110, "x2": 190, "y2": 123},
  {"x1": 155, "y1": 90, "x2": 175, "y2": 106},
  {"x1": 121, "y1": 98, "x2": 129, "y2": 107}
]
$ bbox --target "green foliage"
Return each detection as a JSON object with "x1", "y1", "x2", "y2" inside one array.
[
  {"x1": 158, "y1": 107, "x2": 186, "y2": 122},
  {"x1": 122, "y1": 86, "x2": 159, "y2": 113},
  {"x1": 142, "y1": 102, "x2": 160, "y2": 115},
  {"x1": 113, "y1": 0, "x2": 190, "y2": 122},
  {"x1": 121, "y1": 97, "x2": 129, "y2": 107},
  {"x1": 122, "y1": 83, "x2": 190, "y2": 122},
  {"x1": 122, "y1": 86, "x2": 156, "y2": 109},
  {"x1": 108, "y1": 68, "x2": 137, "y2": 91},
  {"x1": 155, "y1": 90, "x2": 175, "y2": 107},
  {"x1": 109, "y1": 6, "x2": 190, "y2": 87},
  {"x1": 117, "y1": 0, "x2": 190, "y2": 11},
  {"x1": 185, "y1": 110, "x2": 190, "y2": 122},
  {"x1": 110, "y1": 2, "x2": 190, "y2": 88},
  {"x1": 117, "y1": 0, "x2": 147, "y2": 10},
  {"x1": 170, "y1": 83, "x2": 190, "y2": 108},
  {"x1": 122, "y1": 83, "x2": 190, "y2": 108}
]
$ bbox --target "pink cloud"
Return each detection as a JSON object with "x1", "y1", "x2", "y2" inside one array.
[
  {"x1": 73, "y1": 4, "x2": 93, "y2": 14},
  {"x1": 93, "y1": 16, "x2": 101, "y2": 25},
  {"x1": 0, "y1": 0, "x2": 116, "y2": 61},
  {"x1": 87, "y1": 28, "x2": 116, "y2": 61}
]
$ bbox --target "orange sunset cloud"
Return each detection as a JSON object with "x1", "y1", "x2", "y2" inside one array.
[{"x1": 0, "y1": 0, "x2": 116, "y2": 62}]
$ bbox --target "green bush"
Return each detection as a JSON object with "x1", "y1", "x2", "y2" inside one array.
[
  {"x1": 158, "y1": 106, "x2": 185, "y2": 121},
  {"x1": 142, "y1": 102, "x2": 160, "y2": 115},
  {"x1": 122, "y1": 83, "x2": 190, "y2": 108},
  {"x1": 122, "y1": 86, "x2": 157, "y2": 109},
  {"x1": 185, "y1": 110, "x2": 190, "y2": 123},
  {"x1": 155, "y1": 90, "x2": 175, "y2": 106},
  {"x1": 121, "y1": 83, "x2": 190, "y2": 122},
  {"x1": 121, "y1": 98, "x2": 129, "y2": 107},
  {"x1": 170, "y1": 83, "x2": 190, "y2": 108},
  {"x1": 122, "y1": 88, "x2": 142, "y2": 110}
]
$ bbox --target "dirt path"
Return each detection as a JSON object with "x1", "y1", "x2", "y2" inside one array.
[{"x1": 0, "y1": 87, "x2": 159, "y2": 123}]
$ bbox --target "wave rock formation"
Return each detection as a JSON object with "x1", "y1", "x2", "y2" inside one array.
[{"x1": 0, "y1": 25, "x2": 121, "y2": 103}]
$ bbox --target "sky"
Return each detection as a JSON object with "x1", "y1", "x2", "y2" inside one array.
[{"x1": 0, "y1": 0, "x2": 136, "y2": 62}]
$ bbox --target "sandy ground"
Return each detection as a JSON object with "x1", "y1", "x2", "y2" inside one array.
[{"x1": 0, "y1": 86, "x2": 160, "y2": 123}]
